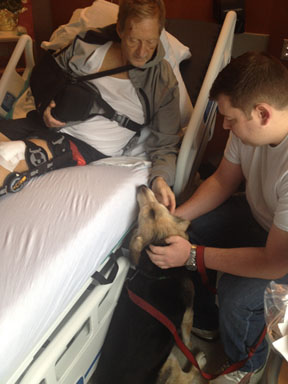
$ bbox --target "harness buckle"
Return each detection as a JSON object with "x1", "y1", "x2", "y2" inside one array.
[{"x1": 112, "y1": 112, "x2": 130, "y2": 128}]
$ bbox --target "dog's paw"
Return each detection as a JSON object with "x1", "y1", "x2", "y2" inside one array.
[
  {"x1": 184, "y1": 352, "x2": 207, "y2": 384},
  {"x1": 196, "y1": 351, "x2": 207, "y2": 370}
]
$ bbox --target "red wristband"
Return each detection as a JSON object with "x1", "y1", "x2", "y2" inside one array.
[
  {"x1": 196, "y1": 246, "x2": 207, "y2": 282},
  {"x1": 196, "y1": 246, "x2": 217, "y2": 294}
]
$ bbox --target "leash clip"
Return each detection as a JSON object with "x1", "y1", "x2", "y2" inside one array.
[{"x1": 126, "y1": 267, "x2": 140, "y2": 283}]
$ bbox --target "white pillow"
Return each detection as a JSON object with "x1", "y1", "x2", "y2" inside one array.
[
  {"x1": 41, "y1": 0, "x2": 193, "y2": 127},
  {"x1": 159, "y1": 29, "x2": 192, "y2": 127},
  {"x1": 42, "y1": 0, "x2": 119, "y2": 50}
]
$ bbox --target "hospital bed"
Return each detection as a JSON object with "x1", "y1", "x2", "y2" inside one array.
[{"x1": 0, "y1": 2, "x2": 237, "y2": 383}]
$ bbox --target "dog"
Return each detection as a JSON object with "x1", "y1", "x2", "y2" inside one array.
[
  {"x1": 93, "y1": 185, "x2": 206, "y2": 384},
  {"x1": 129, "y1": 185, "x2": 191, "y2": 265}
]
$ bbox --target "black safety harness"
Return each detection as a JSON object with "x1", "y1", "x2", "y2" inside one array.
[
  {"x1": 30, "y1": 31, "x2": 151, "y2": 134},
  {"x1": 69, "y1": 66, "x2": 151, "y2": 135}
]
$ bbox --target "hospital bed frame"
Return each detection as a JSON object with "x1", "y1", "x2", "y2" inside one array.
[
  {"x1": 0, "y1": 34, "x2": 34, "y2": 119},
  {"x1": 0, "y1": 12, "x2": 238, "y2": 384},
  {"x1": 173, "y1": 11, "x2": 236, "y2": 197}
]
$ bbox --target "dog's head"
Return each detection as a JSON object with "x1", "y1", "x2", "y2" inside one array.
[{"x1": 129, "y1": 185, "x2": 190, "y2": 265}]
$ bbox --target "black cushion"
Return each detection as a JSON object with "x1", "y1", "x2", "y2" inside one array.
[{"x1": 166, "y1": 19, "x2": 221, "y2": 105}]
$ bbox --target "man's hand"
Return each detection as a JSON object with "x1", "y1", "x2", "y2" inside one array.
[
  {"x1": 151, "y1": 176, "x2": 176, "y2": 213},
  {"x1": 147, "y1": 235, "x2": 191, "y2": 269},
  {"x1": 43, "y1": 101, "x2": 66, "y2": 129}
]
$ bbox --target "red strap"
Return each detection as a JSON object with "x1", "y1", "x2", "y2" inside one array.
[
  {"x1": 196, "y1": 245, "x2": 217, "y2": 294},
  {"x1": 69, "y1": 140, "x2": 86, "y2": 166},
  {"x1": 127, "y1": 285, "x2": 267, "y2": 380}
]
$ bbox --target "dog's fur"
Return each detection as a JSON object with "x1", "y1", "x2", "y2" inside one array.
[
  {"x1": 93, "y1": 185, "x2": 206, "y2": 384},
  {"x1": 129, "y1": 185, "x2": 190, "y2": 265}
]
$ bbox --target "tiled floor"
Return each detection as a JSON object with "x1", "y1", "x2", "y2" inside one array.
[
  {"x1": 278, "y1": 360, "x2": 288, "y2": 384},
  {"x1": 171, "y1": 334, "x2": 287, "y2": 384},
  {"x1": 170, "y1": 332, "x2": 227, "y2": 383},
  {"x1": 89, "y1": 330, "x2": 286, "y2": 383},
  {"x1": 189, "y1": 333, "x2": 226, "y2": 378},
  {"x1": 88, "y1": 335, "x2": 225, "y2": 384}
]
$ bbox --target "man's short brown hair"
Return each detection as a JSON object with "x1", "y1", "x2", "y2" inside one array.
[{"x1": 210, "y1": 51, "x2": 288, "y2": 118}]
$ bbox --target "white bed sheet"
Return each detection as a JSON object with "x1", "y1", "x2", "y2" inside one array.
[{"x1": 0, "y1": 158, "x2": 149, "y2": 383}]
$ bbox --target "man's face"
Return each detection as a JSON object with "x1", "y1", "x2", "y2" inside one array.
[
  {"x1": 217, "y1": 94, "x2": 264, "y2": 146},
  {"x1": 117, "y1": 17, "x2": 160, "y2": 68}
]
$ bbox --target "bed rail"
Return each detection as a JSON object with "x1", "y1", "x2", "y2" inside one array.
[
  {"x1": 173, "y1": 11, "x2": 237, "y2": 197},
  {"x1": 6, "y1": 256, "x2": 130, "y2": 384},
  {"x1": 0, "y1": 34, "x2": 34, "y2": 119}
]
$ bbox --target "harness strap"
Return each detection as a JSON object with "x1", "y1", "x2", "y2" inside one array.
[
  {"x1": 72, "y1": 64, "x2": 135, "y2": 82},
  {"x1": 90, "y1": 87, "x2": 149, "y2": 134},
  {"x1": 69, "y1": 63, "x2": 150, "y2": 133},
  {"x1": 126, "y1": 285, "x2": 267, "y2": 381}
]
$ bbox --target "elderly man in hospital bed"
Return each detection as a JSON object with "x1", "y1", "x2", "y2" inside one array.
[{"x1": 0, "y1": 0, "x2": 180, "y2": 212}]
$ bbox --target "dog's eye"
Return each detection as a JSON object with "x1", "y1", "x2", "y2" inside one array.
[{"x1": 148, "y1": 209, "x2": 156, "y2": 219}]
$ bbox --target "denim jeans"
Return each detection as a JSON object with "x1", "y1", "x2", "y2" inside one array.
[{"x1": 188, "y1": 193, "x2": 288, "y2": 372}]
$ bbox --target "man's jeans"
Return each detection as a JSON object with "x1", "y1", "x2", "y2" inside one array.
[{"x1": 188, "y1": 193, "x2": 288, "y2": 372}]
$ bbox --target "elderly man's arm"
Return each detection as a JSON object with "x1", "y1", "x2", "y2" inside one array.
[{"x1": 146, "y1": 67, "x2": 181, "y2": 212}]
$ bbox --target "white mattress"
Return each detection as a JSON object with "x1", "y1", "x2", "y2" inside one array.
[{"x1": 0, "y1": 158, "x2": 149, "y2": 383}]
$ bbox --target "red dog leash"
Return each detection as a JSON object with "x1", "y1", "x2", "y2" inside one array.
[{"x1": 127, "y1": 285, "x2": 267, "y2": 381}]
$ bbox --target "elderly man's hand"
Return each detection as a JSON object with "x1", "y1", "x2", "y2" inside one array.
[
  {"x1": 151, "y1": 176, "x2": 176, "y2": 213},
  {"x1": 43, "y1": 101, "x2": 66, "y2": 129}
]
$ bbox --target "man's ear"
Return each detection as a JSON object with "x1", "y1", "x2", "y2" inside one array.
[{"x1": 255, "y1": 104, "x2": 271, "y2": 125}]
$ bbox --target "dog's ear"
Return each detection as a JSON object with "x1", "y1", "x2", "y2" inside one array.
[
  {"x1": 129, "y1": 234, "x2": 144, "y2": 265},
  {"x1": 173, "y1": 216, "x2": 190, "y2": 233}
]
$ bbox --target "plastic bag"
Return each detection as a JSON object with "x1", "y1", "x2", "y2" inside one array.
[{"x1": 264, "y1": 281, "x2": 288, "y2": 361}]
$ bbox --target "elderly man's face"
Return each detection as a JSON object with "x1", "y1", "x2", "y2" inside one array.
[{"x1": 117, "y1": 17, "x2": 160, "y2": 67}]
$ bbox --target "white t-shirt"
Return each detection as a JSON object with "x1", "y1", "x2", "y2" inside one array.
[
  {"x1": 224, "y1": 132, "x2": 288, "y2": 232},
  {"x1": 61, "y1": 42, "x2": 145, "y2": 157}
]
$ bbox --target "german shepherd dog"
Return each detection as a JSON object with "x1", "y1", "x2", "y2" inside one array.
[{"x1": 94, "y1": 185, "x2": 206, "y2": 384}]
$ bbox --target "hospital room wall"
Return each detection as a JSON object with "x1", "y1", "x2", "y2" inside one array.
[
  {"x1": 202, "y1": 0, "x2": 287, "y2": 169},
  {"x1": 165, "y1": 0, "x2": 287, "y2": 64},
  {"x1": 30, "y1": 0, "x2": 288, "y2": 64},
  {"x1": 27, "y1": 0, "x2": 286, "y2": 66}
]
